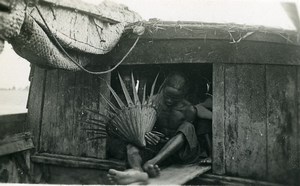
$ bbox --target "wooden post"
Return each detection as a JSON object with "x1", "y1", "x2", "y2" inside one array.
[{"x1": 212, "y1": 63, "x2": 225, "y2": 175}]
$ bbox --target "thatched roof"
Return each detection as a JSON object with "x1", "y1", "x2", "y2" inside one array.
[{"x1": 125, "y1": 20, "x2": 300, "y2": 46}]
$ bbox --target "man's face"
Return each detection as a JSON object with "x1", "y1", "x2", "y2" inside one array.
[{"x1": 163, "y1": 86, "x2": 184, "y2": 107}]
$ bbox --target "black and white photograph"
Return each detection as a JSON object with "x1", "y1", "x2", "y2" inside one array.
[{"x1": 0, "y1": 0, "x2": 299, "y2": 185}]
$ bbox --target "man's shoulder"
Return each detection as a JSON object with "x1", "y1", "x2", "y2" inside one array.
[
  {"x1": 174, "y1": 99, "x2": 193, "y2": 111},
  {"x1": 174, "y1": 100, "x2": 196, "y2": 122}
]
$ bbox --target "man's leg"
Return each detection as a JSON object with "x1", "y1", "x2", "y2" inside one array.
[
  {"x1": 126, "y1": 144, "x2": 144, "y2": 171},
  {"x1": 143, "y1": 133, "x2": 185, "y2": 173},
  {"x1": 107, "y1": 144, "x2": 149, "y2": 184}
]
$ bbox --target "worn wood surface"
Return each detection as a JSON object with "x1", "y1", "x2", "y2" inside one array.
[
  {"x1": 31, "y1": 153, "x2": 125, "y2": 170},
  {"x1": 0, "y1": 113, "x2": 27, "y2": 137},
  {"x1": 40, "y1": 69, "x2": 59, "y2": 153},
  {"x1": 42, "y1": 164, "x2": 112, "y2": 184},
  {"x1": 27, "y1": 66, "x2": 47, "y2": 149},
  {"x1": 105, "y1": 39, "x2": 300, "y2": 66},
  {"x1": 0, "y1": 113, "x2": 27, "y2": 123},
  {"x1": 298, "y1": 66, "x2": 300, "y2": 184},
  {"x1": 224, "y1": 64, "x2": 267, "y2": 179},
  {"x1": 0, "y1": 132, "x2": 34, "y2": 156},
  {"x1": 197, "y1": 174, "x2": 284, "y2": 186},
  {"x1": 212, "y1": 63, "x2": 225, "y2": 175},
  {"x1": 224, "y1": 64, "x2": 238, "y2": 177},
  {"x1": 213, "y1": 63, "x2": 300, "y2": 184},
  {"x1": 38, "y1": 69, "x2": 108, "y2": 158},
  {"x1": 148, "y1": 164, "x2": 211, "y2": 185},
  {"x1": 266, "y1": 66, "x2": 298, "y2": 185},
  {"x1": 73, "y1": 71, "x2": 106, "y2": 158}
]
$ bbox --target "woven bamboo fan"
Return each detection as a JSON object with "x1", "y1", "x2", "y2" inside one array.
[{"x1": 102, "y1": 73, "x2": 160, "y2": 147}]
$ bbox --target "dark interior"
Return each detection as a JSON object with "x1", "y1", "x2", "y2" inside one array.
[{"x1": 111, "y1": 63, "x2": 212, "y2": 105}]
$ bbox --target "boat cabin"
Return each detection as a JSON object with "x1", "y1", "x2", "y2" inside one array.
[
  {"x1": 0, "y1": 2, "x2": 300, "y2": 184},
  {"x1": 20, "y1": 21, "x2": 300, "y2": 185}
]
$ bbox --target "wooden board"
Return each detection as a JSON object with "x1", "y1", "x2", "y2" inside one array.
[
  {"x1": 0, "y1": 132, "x2": 34, "y2": 156},
  {"x1": 298, "y1": 66, "x2": 300, "y2": 184},
  {"x1": 198, "y1": 174, "x2": 285, "y2": 186},
  {"x1": 224, "y1": 64, "x2": 267, "y2": 179},
  {"x1": 73, "y1": 71, "x2": 107, "y2": 158},
  {"x1": 266, "y1": 66, "x2": 298, "y2": 185},
  {"x1": 27, "y1": 66, "x2": 47, "y2": 149},
  {"x1": 38, "y1": 69, "x2": 108, "y2": 158},
  {"x1": 31, "y1": 153, "x2": 125, "y2": 170},
  {"x1": 40, "y1": 69, "x2": 59, "y2": 153},
  {"x1": 105, "y1": 37, "x2": 300, "y2": 66},
  {"x1": 224, "y1": 64, "x2": 238, "y2": 177},
  {"x1": 212, "y1": 63, "x2": 225, "y2": 175},
  {"x1": 109, "y1": 39, "x2": 232, "y2": 65},
  {"x1": 148, "y1": 164, "x2": 211, "y2": 185},
  {"x1": 0, "y1": 113, "x2": 27, "y2": 137},
  {"x1": 56, "y1": 70, "x2": 75, "y2": 155}
]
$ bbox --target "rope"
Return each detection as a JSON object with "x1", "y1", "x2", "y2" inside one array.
[{"x1": 34, "y1": 4, "x2": 140, "y2": 75}]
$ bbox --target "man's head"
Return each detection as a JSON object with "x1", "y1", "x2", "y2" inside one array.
[{"x1": 162, "y1": 72, "x2": 188, "y2": 107}]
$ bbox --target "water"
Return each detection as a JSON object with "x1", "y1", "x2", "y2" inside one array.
[{"x1": 0, "y1": 90, "x2": 29, "y2": 115}]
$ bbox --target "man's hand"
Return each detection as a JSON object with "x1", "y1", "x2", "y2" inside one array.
[{"x1": 145, "y1": 131, "x2": 168, "y2": 145}]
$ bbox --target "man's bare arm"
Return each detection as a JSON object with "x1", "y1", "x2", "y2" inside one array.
[{"x1": 194, "y1": 104, "x2": 212, "y2": 120}]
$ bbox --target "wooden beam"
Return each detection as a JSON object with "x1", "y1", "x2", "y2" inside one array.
[
  {"x1": 107, "y1": 39, "x2": 300, "y2": 66},
  {"x1": 298, "y1": 66, "x2": 300, "y2": 184},
  {"x1": 0, "y1": 113, "x2": 27, "y2": 137},
  {"x1": 197, "y1": 174, "x2": 285, "y2": 186},
  {"x1": 27, "y1": 66, "x2": 47, "y2": 150},
  {"x1": 0, "y1": 132, "x2": 34, "y2": 156},
  {"x1": 224, "y1": 64, "x2": 267, "y2": 179},
  {"x1": 266, "y1": 66, "x2": 298, "y2": 185},
  {"x1": 148, "y1": 164, "x2": 211, "y2": 185},
  {"x1": 31, "y1": 153, "x2": 126, "y2": 170},
  {"x1": 212, "y1": 63, "x2": 225, "y2": 175},
  {"x1": 0, "y1": 113, "x2": 27, "y2": 123}
]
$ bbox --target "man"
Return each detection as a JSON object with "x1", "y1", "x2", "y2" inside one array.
[{"x1": 107, "y1": 72, "x2": 203, "y2": 184}]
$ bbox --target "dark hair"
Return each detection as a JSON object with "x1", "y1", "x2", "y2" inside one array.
[{"x1": 164, "y1": 71, "x2": 189, "y2": 95}]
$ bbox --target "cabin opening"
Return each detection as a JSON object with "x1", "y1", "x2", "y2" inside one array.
[
  {"x1": 111, "y1": 64, "x2": 212, "y2": 103},
  {"x1": 110, "y1": 63, "x2": 213, "y2": 159}
]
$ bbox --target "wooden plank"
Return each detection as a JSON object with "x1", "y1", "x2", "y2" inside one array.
[
  {"x1": 0, "y1": 132, "x2": 34, "y2": 156},
  {"x1": 73, "y1": 71, "x2": 107, "y2": 158},
  {"x1": 224, "y1": 64, "x2": 238, "y2": 176},
  {"x1": 56, "y1": 70, "x2": 76, "y2": 155},
  {"x1": 0, "y1": 113, "x2": 27, "y2": 123},
  {"x1": 40, "y1": 69, "x2": 59, "y2": 152},
  {"x1": 230, "y1": 42, "x2": 300, "y2": 65},
  {"x1": 109, "y1": 39, "x2": 231, "y2": 65},
  {"x1": 31, "y1": 153, "x2": 125, "y2": 170},
  {"x1": 225, "y1": 64, "x2": 267, "y2": 179},
  {"x1": 0, "y1": 113, "x2": 27, "y2": 137},
  {"x1": 266, "y1": 66, "x2": 298, "y2": 185},
  {"x1": 27, "y1": 66, "x2": 46, "y2": 149},
  {"x1": 298, "y1": 66, "x2": 300, "y2": 184},
  {"x1": 197, "y1": 174, "x2": 285, "y2": 186},
  {"x1": 107, "y1": 39, "x2": 300, "y2": 66},
  {"x1": 37, "y1": 68, "x2": 108, "y2": 158},
  {"x1": 212, "y1": 63, "x2": 225, "y2": 175},
  {"x1": 148, "y1": 164, "x2": 211, "y2": 185}
]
